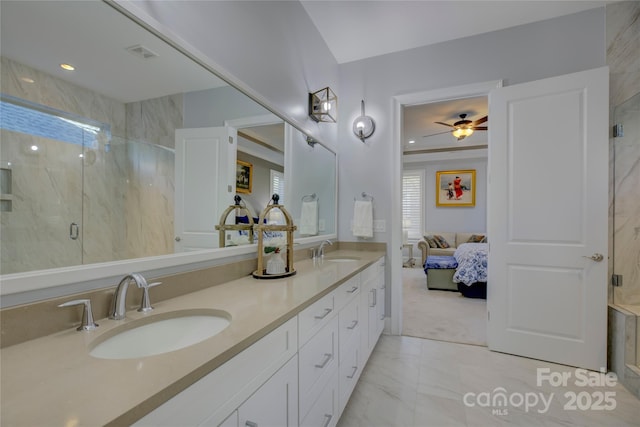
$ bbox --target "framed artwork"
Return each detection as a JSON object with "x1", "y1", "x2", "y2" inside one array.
[
  {"x1": 236, "y1": 160, "x2": 253, "y2": 194},
  {"x1": 435, "y1": 169, "x2": 476, "y2": 207}
]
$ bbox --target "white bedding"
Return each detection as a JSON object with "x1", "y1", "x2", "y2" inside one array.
[{"x1": 453, "y1": 243, "x2": 488, "y2": 286}]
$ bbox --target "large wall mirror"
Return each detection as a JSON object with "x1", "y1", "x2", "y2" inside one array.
[{"x1": 0, "y1": 1, "x2": 337, "y2": 299}]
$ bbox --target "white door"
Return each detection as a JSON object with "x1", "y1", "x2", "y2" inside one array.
[
  {"x1": 174, "y1": 127, "x2": 236, "y2": 252},
  {"x1": 487, "y1": 67, "x2": 608, "y2": 371}
]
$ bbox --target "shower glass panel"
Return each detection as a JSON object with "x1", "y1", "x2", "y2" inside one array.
[
  {"x1": 0, "y1": 128, "x2": 84, "y2": 274},
  {"x1": 612, "y1": 91, "x2": 640, "y2": 310},
  {"x1": 612, "y1": 91, "x2": 640, "y2": 369}
]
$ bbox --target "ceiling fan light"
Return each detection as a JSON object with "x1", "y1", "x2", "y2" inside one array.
[{"x1": 452, "y1": 127, "x2": 473, "y2": 139}]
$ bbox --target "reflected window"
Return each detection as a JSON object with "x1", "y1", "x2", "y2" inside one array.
[
  {"x1": 270, "y1": 169, "x2": 284, "y2": 199},
  {"x1": 0, "y1": 95, "x2": 110, "y2": 149}
]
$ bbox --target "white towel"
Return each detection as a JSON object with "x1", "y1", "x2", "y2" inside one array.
[
  {"x1": 352, "y1": 200, "x2": 373, "y2": 238},
  {"x1": 299, "y1": 200, "x2": 318, "y2": 235}
]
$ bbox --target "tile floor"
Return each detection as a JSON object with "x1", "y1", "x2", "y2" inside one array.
[{"x1": 337, "y1": 335, "x2": 640, "y2": 427}]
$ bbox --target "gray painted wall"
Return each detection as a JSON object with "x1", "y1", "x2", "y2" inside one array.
[
  {"x1": 336, "y1": 8, "x2": 606, "y2": 248},
  {"x1": 405, "y1": 158, "x2": 488, "y2": 235}
]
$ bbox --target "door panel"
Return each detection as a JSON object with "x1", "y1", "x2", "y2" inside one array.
[
  {"x1": 488, "y1": 67, "x2": 608, "y2": 370},
  {"x1": 174, "y1": 127, "x2": 236, "y2": 252}
]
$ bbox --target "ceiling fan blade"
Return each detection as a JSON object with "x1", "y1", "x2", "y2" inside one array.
[
  {"x1": 473, "y1": 126, "x2": 488, "y2": 131},
  {"x1": 422, "y1": 130, "x2": 453, "y2": 138},
  {"x1": 472, "y1": 116, "x2": 488, "y2": 126},
  {"x1": 434, "y1": 121, "x2": 454, "y2": 128}
]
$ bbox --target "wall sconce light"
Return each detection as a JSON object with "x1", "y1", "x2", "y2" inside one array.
[
  {"x1": 306, "y1": 136, "x2": 318, "y2": 147},
  {"x1": 353, "y1": 100, "x2": 375, "y2": 142},
  {"x1": 309, "y1": 87, "x2": 337, "y2": 123}
]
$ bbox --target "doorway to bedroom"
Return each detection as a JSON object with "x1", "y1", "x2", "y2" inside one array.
[{"x1": 400, "y1": 92, "x2": 490, "y2": 347}]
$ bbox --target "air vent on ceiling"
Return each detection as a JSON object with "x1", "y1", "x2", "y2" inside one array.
[{"x1": 125, "y1": 45, "x2": 159, "y2": 60}]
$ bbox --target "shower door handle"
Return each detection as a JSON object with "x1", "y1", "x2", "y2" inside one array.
[
  {"x1": 69, "y1": 222, "x2": 79, "y2": 240},
  {"x1": 582, "y1": 253, "x2": 604, "y2": 262}
]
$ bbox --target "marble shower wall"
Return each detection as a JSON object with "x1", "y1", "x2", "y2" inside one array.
[
  {"x1": 607, "y1": 1, "x2": 640, "y2": 306},
  {"x1": 1, "y1": 57, "x2": 177, "y2": 273},
  {"x1": 123, "y1": 95, "x2": 181, "y2": 259}
]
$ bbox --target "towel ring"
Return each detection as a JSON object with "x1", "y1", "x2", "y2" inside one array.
[
  {"x1": 302, "y1": 193, "x2": 317, "y2": 202},
  {"x1": 354, "y1": 192, "x2": 374, "y2": 202}
]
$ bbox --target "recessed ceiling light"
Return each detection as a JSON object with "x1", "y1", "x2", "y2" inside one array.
[
  {"x1": 60, "y1": 63, "x2": 75, "y2": 71},
  {"x1": 20, "y1": 77, "x2": 35, "y2": 84},
  {"x1": 408, "y1": 140, "x2": 415, "y2": 144},
  {"x1": 30, "y1": 145, "x2": 39, "y2": 151}
]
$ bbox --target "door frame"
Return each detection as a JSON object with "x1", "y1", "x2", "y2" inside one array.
[{"x1": 390, "y1": 80, "x2": 503, "y2": 335}]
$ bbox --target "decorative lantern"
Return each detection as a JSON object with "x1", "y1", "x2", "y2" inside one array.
[
  {"x1": 215, "y1": 195, "x2": 255, "y2": 247},
  {"x1": 253, "y1": 194, "x2": 297, "y2": 279}
]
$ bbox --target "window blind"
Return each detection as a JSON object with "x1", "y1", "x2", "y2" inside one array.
[{"x1": 402, "y1": 170, "x2": 423, "y2": 240}]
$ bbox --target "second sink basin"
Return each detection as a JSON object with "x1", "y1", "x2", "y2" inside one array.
[{"x1": 90, "y1": 309, "x2": 231, "y2": 360}]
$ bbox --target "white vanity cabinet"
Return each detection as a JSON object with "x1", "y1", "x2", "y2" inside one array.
[
  {"x1": 360, "y1": 258, "x2": 385, "y2": 363},
  {"x1": 133, "y1": 317, "x2": 298, "y2": 427},
  {"x1": 236, "y1": 354, "x2": 298, "y2": 427},
  {"x1": 134, "y1": 257, "x2": 386, "y2": 427}
]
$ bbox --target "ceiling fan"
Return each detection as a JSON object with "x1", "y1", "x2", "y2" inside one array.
[{"x1": 424, "y1": 113, "x2": 488, "y2": 141}]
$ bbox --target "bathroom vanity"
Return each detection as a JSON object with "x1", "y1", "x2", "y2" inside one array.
[{"x1": 0, "y1": 249, "x2": 385, "y2": 426}]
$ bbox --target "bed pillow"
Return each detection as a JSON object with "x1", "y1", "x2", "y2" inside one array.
[
  {"x1": 433, "y1": 234, "x2": 450, "y2": 249},
  {"x1": 424, "y1": 235, "x2": 439, "y2": 248},
  {"x1": 467, "y1": 234, "x2": 486, "y2": 243}
]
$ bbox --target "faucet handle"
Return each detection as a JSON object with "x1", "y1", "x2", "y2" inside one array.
[
  {"x1": 58, "y1": 299, "x2": 99, "y2": 331},
  {"x1": 138, "y1": 282, "x2": 162, "y2": 313}
]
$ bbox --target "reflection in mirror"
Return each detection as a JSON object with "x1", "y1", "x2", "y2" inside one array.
[
  {"x1": 0, "y1": 0, "x2": 336, "y2": 282},
  {"x1": 288, "y1": 127, "x2": 337, "y2": 239}
]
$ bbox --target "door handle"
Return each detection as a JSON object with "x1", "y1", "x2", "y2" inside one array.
[
  {"x1": 69, "y1": 222, "x2": 79, "y2": 240},
  {"x1": 175, "y1": 236, "x2": 181, "y2": 242},
  {"x1": 582, "y1": 253, "x2": 604, "y2": 262}
]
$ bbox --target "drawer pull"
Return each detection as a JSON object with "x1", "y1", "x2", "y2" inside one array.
[
  {"x1": 314, "y1": 308, "x2": 332, "y2": 320},
  {"x1": 322, "y1": 414, "x2": 333, "y2": 427},
  {"x1": 315, "y1": 353, "x2": 332, "y2": 369},
  {"x1": 347, "y1": 365, "x2": 358, "y2": 379},
  {"x1": 347, "y1": 320, "x2": 358, "y2": 330},
  {"x1": 246, "y1": 422, "x2": 258, "y2": 427},
  {"x1": 347, "y1": 286, "x2": 358, "y2": 293}
]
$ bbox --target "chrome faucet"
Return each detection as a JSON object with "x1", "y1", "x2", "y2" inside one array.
[
  {"x1": 317, "y1": 239, "x2": 333, "y2": 258},
  {"x1": 109, "y1": 273, "x2": 161, "y2": 320}
]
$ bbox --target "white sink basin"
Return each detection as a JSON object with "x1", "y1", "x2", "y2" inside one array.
[{"x1": 90, "y1": 310, "x2": 231, "y2": 360}]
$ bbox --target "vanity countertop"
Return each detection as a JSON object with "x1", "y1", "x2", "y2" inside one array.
[{"x1": 0, "y1": 249, "x2": 385, "y2": 426}]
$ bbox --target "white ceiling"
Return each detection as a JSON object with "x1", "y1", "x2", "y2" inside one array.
[
  {"x1": 0, "y1": 1, "x2": 226, "y2": 104},
  {"x1": 301, "y1": 1, "x2": 611, "y2": 64},
  {"x1": 403, "y1": 96, "x2": 488, "y2": 152}
]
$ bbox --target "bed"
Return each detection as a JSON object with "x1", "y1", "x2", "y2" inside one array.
[{"x1": 452, "y1": 243, "x2": 488, "y2": 298}]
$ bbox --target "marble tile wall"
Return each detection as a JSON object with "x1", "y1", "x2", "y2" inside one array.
[
  {"x1": 124, "y1": 96, "x2": 181, "y2": 259},
  {"x1": 607, "y1": 1, "x2": 640, "y2": 306},
  {"x1": 0, "y1": 57, "x2": 177, "y2": 272},
  {"x1": 606, "y1": 0, "x2": 640, "y2": 398}
]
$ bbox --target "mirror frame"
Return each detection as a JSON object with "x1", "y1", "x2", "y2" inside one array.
[{"x1": 0, "y1": 0, "x2": 337, "y2": 306}]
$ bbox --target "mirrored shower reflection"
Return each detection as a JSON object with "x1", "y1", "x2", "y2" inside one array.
[{"x1": 0, "y1": 127, "x2": 175, "y2": 275}]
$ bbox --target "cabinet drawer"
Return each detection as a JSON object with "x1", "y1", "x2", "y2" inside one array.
[
  {"x1": 334, "y1": 275, "x2": 360, "y2": 312},
  {"x1": 338, "y1": 296, "x2": 360, "y2": 357},
  {"x1": 300, "y1": 370, "x2": 339, "y2": 427},
  {"x1": 236, "y1": 355, "x2": 298, "y2": 427},
  {"x1": 298, "y1": 290, "x2": 336, "y2": 346},
  {"x1": 339, "y1": 339, "x2": 360, "y2": 415},
  {"x1": 299, "y1": 315, "x2": 338, "y2": 419}
]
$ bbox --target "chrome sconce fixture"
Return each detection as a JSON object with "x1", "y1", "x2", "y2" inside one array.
[
  {"x1": 309, "y1": 87, "x2": 337, "y2": 123},
  {"x1": 353, "y1": 100, "x2": 375, "y2": 142}
]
